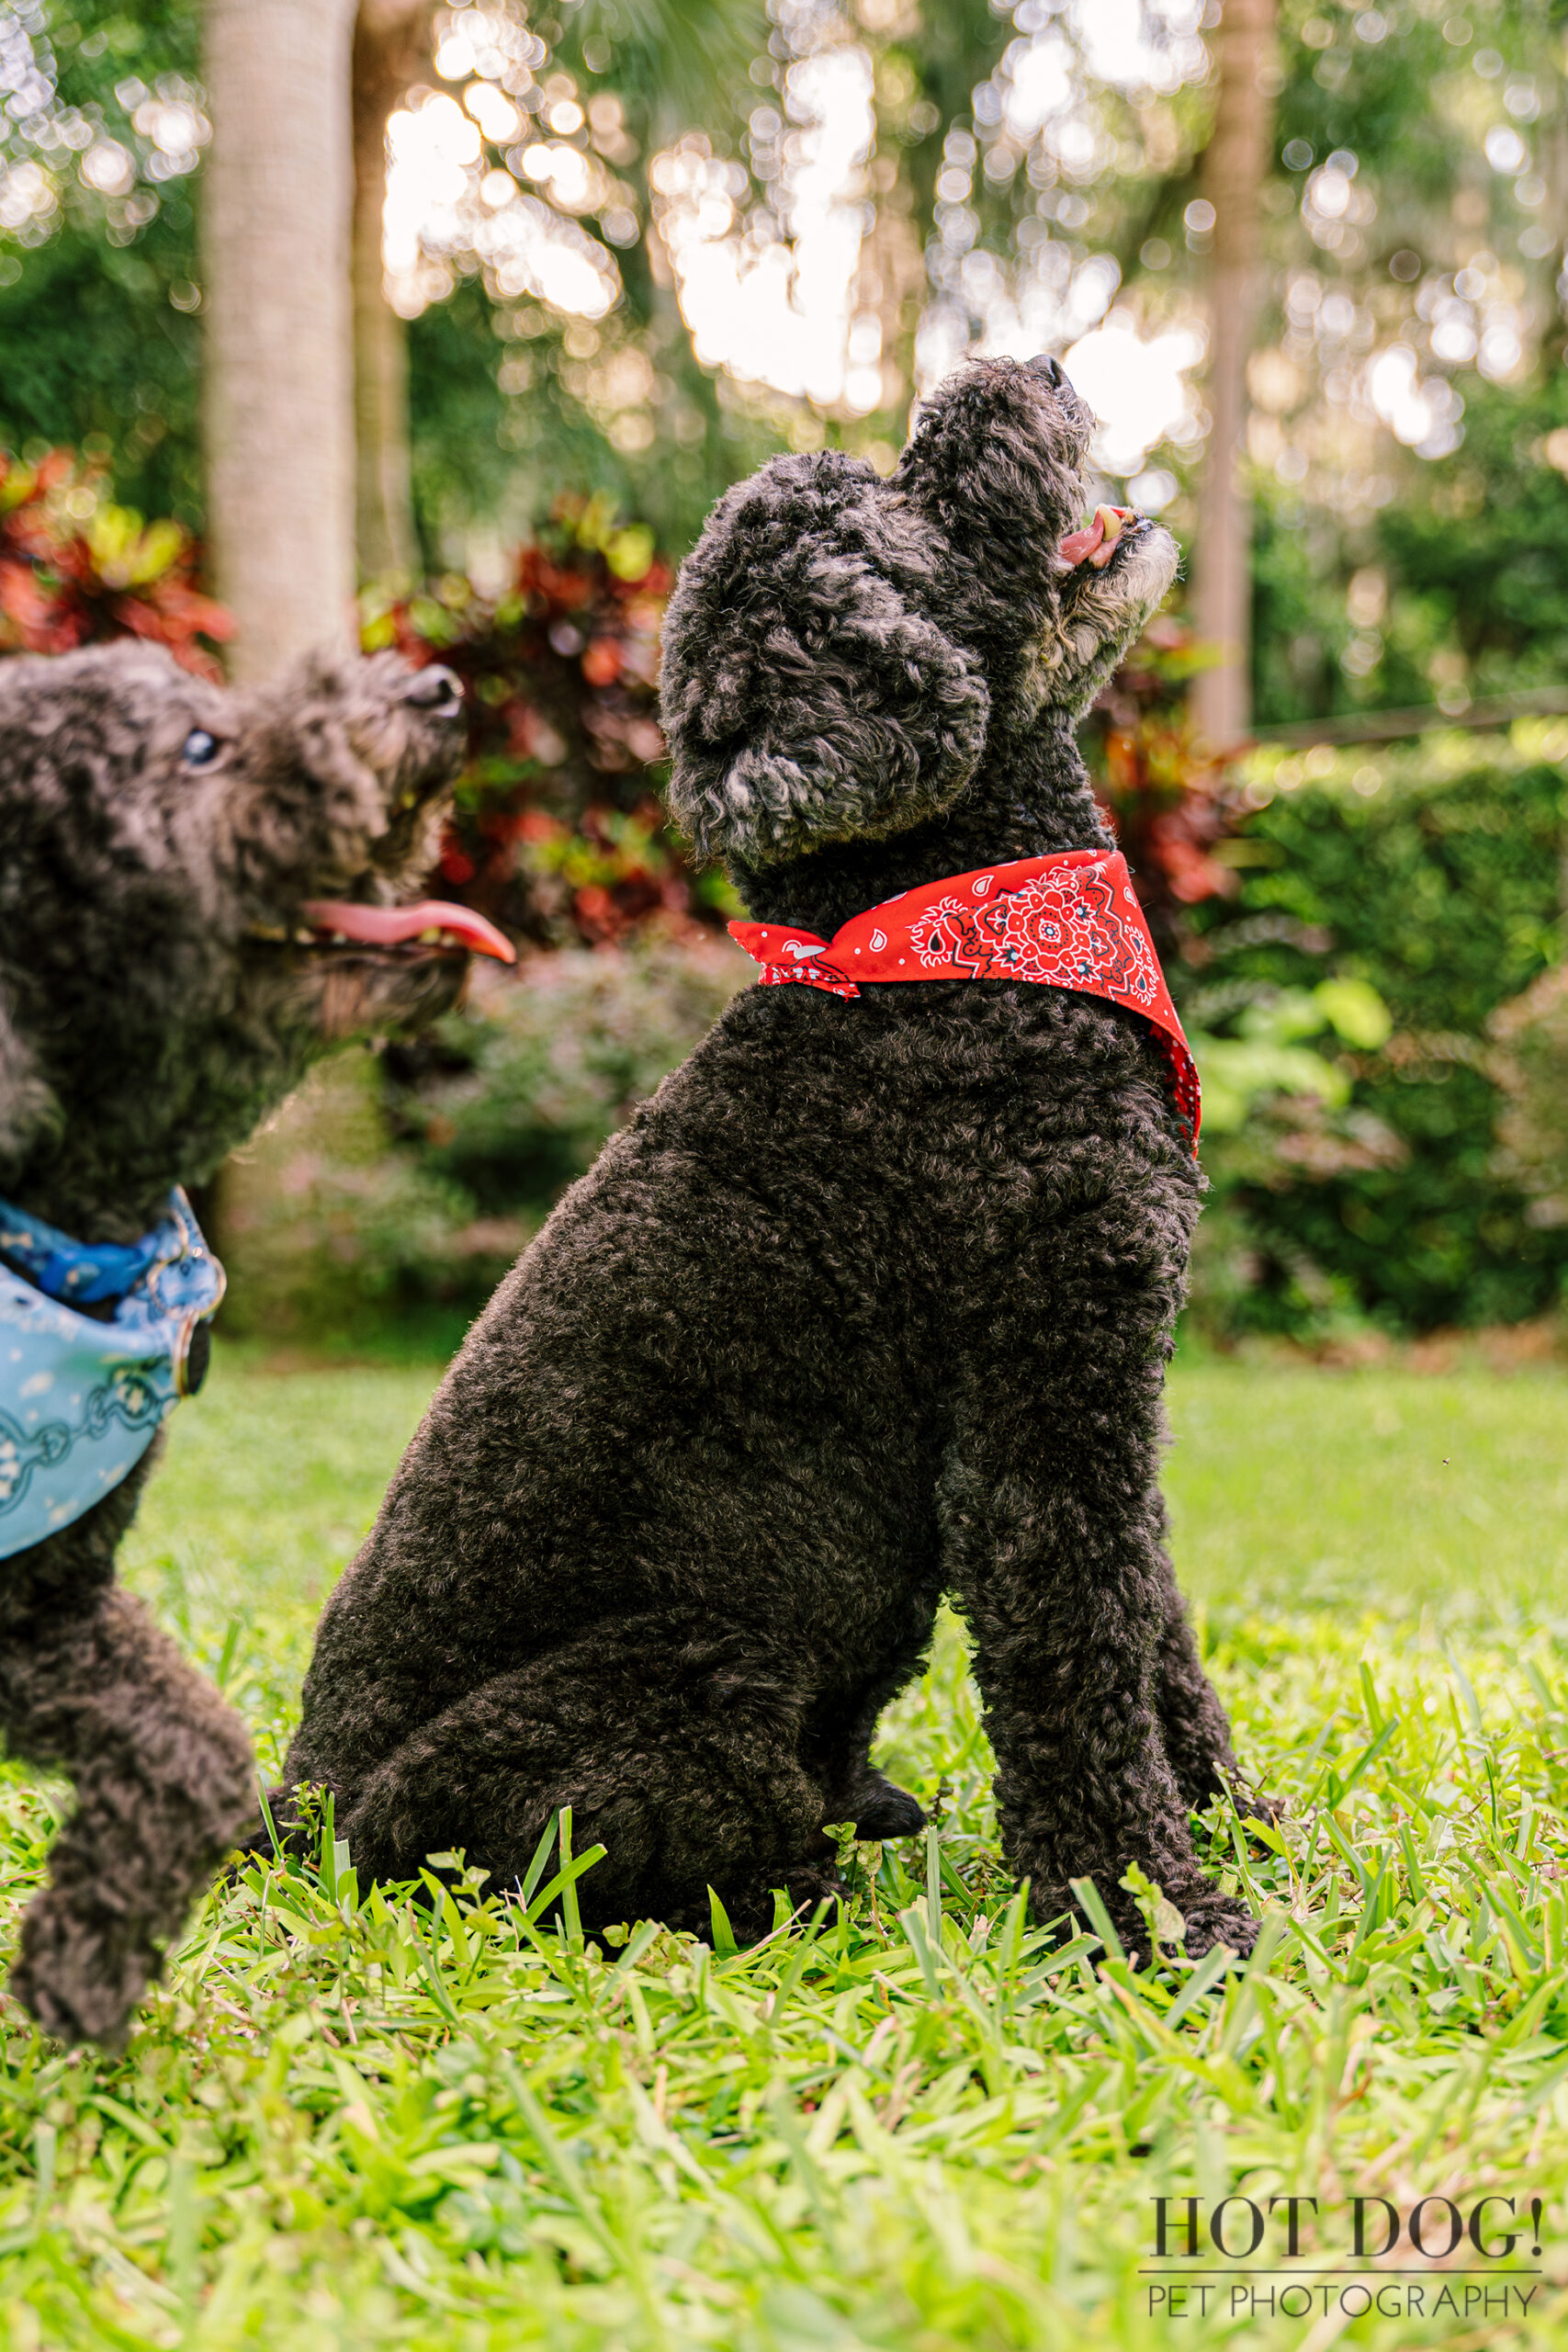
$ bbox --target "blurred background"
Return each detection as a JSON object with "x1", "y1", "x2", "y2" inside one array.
[{"x1": 5, "y1": 0, "x2": 1568, "y2": 1359}]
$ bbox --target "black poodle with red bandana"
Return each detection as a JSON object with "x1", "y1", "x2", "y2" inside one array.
[{"x1": 282, "y1": 356, "x2": 1260, "y2": 1962}]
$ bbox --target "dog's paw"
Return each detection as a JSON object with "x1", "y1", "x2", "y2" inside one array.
[
  {"x1": 852, "y1": 1779, "x2": 927, "y2": 1840},
  {"x1": 8, "y1": 1892, "x2": 153, "y2": 2050},
  {"x1": 779, "y1": 1866, "x2": 850, "y2": 1931},
  {"x1": 1176, "y1": 1893, "x2": 1260, "y2": 1962}
]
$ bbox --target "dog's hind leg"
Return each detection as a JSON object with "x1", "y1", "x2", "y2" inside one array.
[
  {"x1": 2, "y1": 1576, "x2": 255, "y2": 2046},
  {"x1": 799, "y1": 1620, "x2": 938, "y2": 1841},
  {"x1": 327, "y1": 1627, "x2": 843, "y2": 1942}
]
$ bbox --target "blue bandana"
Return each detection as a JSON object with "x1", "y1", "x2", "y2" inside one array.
[{"x1": 0, "y1": 1188, "x2": 225, "y2": 1560}]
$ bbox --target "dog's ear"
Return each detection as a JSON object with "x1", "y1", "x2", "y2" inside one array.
[
  {"x1": 660, "y1": 454, "x2": 988, "y2": 868},
  {"x1": 0, "y1": 987, "x2": 59, "y2": 1178}
]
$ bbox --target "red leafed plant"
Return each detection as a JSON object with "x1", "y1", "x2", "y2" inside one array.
[
  {"x1": 364, "y1": 494, "x2": 730, "y2": 950},
  {"x1": 0, "y1": 449, "x2": 232, "y2": 677},
  {"x1": 1082, "y1": 615, "x2": 1246, "y2": 961}
]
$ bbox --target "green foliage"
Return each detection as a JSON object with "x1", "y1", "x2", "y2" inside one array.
[
  {"x1": 407, "y1": 282, "x2": 782, "y2": 571},
  {"x1": 1374, "y1": 370, "x2": 1568, "y2": 703},
  {"x1": 0, "y1": 0, "x2": 204, "y2": 522},
  {"x1": 385, "y1": 944, "x2": 744, "y2": 1226},
  {"x1": 213, "y1": 1050, "x2": 502, "y2": 1347},
  {"x1": 405, "y1": 278, "x2": 513, "y2": 568},
  {"x1": 1080, "y1": 616, "x2": 1244, "y2": 960},
  {"x1": 216, "y1": 945, "x2": 745, "y2": 1339},
  {"x1": 1232, "y1": 5, "x2": 1568, "y2": 727},
  {"x1": 1251, "y1": 368, "x2": 1568, "y2": 729},
  {"x1": 1269, "y1": 0, "x2": 1527, "y2": 211},
  {"x1": 1190, "y1": 979, "x2": 1387, "y2": 1137},
  {"x1": 388, "y1": 0, "x2": 792, "y2": 565},
  {"x1": 1492, "y1": 963, "x2": 1568, "y2": 1227},
  {"x1": 0, "y1": 218, "x2": 203, "y2": 522},
  {"x1": 1186, "y1": 733, "x2": 1568, "y2": 1334},
  {"x1": 6, "y1": 1358, "x2": 1568, "y2": 2340},
  {"x1": 553, "y1": 0, "x2": 765, "y2": 129}
]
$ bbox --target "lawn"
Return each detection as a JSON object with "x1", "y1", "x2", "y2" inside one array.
[{"x1": 5, "y1": 1352, "x2": 1568, "y2": 2346}]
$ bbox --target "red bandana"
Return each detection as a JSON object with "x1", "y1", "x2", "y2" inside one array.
[{"x1": 730, "y1": 848, "x2": 1200, "y2": 1146}]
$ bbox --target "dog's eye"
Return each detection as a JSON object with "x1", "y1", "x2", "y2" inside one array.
[{"x1": 182, "y1": 728, "x2": 221, "y2": 768}]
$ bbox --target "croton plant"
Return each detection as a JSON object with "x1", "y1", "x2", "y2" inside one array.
[
  {"x1": 0, "y1": 448, "x2": 231, "y2": 676},
  {"x1": 362, "y1": 494, "x2": 730, "y2": 949}
]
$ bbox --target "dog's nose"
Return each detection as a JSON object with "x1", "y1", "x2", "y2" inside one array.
[
  {"x1": 401, "y1": 665, "x2": 464, "y2": 717},
  {"x1": 1030, "y1": 354, "x2": 1066, "y2": 388}
]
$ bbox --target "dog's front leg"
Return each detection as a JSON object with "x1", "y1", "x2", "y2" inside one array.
[
  {"x1": 935, "y1": 1144, "x2": 1261, "y2": 1975},
  {"x1": 940, "y1": 1441, "x2": 1255, "y2": 1960},
  {"x1": 1, "y1": 1519, "x2": 254, "y2": 2046}
]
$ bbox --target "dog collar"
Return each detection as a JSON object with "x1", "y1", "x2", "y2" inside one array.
[
  {"x1": 0, "y1": 1187, "x2": 225, "y2": 1559},
  {"x1": 730, "y1": 848, "x2": 1199, "y2": 1147}
]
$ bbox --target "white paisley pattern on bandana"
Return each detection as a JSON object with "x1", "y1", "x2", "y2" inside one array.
[{"x1": 729, "y1": 849, "x2": 1200, "y2": 1148}]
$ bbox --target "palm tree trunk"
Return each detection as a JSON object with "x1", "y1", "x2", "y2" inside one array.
[
  {"x1": 1190, "y1": 0, "x2": 1278, "y2": 751},
  {"x1": 353, "y1": 1, "x2": 434, "y2": 584},
  {"x1": 201, "y1": 0, "x2": 359, "y2": 683}
]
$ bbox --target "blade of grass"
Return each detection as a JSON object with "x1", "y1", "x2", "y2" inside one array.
[{"x1": 1067, "y1": 1876, "x2": 1126, "y2": 1964}]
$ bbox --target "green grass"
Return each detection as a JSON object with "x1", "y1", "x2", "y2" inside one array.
[
  {"x1": 1166, "y1": 1362, "x2": 1568, "y2": 1624},
  {"x1": 6, "y1": 1356, "x2": 1568, "y2": 2346}
]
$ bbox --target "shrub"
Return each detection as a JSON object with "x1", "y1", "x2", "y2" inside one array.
[
  {"x1": 1185, "y1": 729, "x2": 1568, "y2": 1335},
  {"x1": 1082, "y1": 621, "x2": 1568, "y2": 1338},
  {"x1": 1488, "y1": 964, "x2": 1568, "y2": 1233},
  {"x1": 217, "y1": 940, "x2": 747, "y2": 1338},
  {"x1": 216, "y1": 1050, "x2": 489, "y2": 1343},
  {"x1": 383, "y1": 935, "x2": 747, "y2": 1225}
]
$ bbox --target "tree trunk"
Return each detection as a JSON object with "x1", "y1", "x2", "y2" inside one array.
[
  {"x1": 1190, "y1": 0, "x2": 1278, "y2": 752},
  {"x1": 202, "y1": 0, "x2": 359, "y2": 683},
  {"x1": 353, "y1": 1, "x2": 434, "y2": 584}
]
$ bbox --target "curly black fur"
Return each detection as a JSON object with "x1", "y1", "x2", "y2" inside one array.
[
  {"x1": 283, "y1": 357, "x2": 1257, "y2": 1961},
  {"x1": 0, "y1": 640, "x2": 468, "y2": 2043}
]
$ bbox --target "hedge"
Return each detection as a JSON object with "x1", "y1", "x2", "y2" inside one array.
[{"x1": 1186, "y1": 727, "x2": 1568, "y2": 1332}]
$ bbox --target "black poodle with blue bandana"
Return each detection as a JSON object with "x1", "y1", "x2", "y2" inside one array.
[
  {"x1": 0, "y1": 641, "x2": 512, "y2": 2045},
  {"x1": 283, "y1": 358, "x2": 1261, "y2": 1962}
]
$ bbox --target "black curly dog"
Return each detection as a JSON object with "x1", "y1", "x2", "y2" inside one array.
[
  {"x1": 0, "y1": 640, "x2": 475, "y2": 2043},
  {"x1": 284, "y1": 358, "x2": 1258, "y2": 1960}
]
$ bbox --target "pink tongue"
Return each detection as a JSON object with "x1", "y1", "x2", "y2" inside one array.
[
  {"x1": 302, "y1": 899, "x2": 517, "y2": 964},
  {"x1": 1059, "y1": 515, "x2": 1107, "y2": 565}
]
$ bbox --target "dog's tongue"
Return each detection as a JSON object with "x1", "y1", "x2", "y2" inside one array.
[
  {"x1": 1060, "y1": 504, "x2": 1135, "y2": 569},
  {"x1": 302, "y1": 899, "x2": 517, "y2": 963}
]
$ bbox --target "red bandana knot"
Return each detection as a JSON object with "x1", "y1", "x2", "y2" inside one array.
[{"x1": 730, "y1": 849, "x2": 1200, "y2": 1148}]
